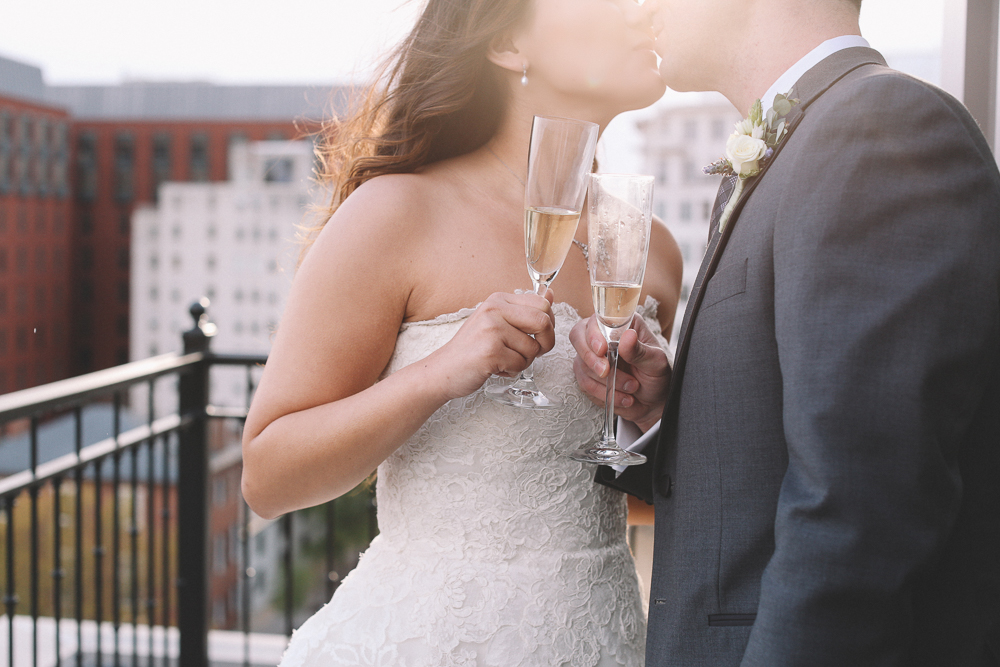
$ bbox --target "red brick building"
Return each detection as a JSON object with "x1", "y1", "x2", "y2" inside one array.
[
  {"x1": 0, "y1": 92, "x2": 73, "y2": 393},
  {"x1": 0, "y1": 56, "x2": 343, "y2": 386}
]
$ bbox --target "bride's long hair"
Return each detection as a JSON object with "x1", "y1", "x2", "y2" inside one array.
[{"x1": 303, "y1": 0, "x2": 531, "y2": 251}]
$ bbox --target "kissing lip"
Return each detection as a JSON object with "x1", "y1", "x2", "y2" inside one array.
[{"x1": 634, "y1": 38, "x2": 657, "y2": 52}]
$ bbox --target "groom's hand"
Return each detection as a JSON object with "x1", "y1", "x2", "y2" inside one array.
[{"x1": 570, "y1": 313, "x2": 671, "y2": 433}]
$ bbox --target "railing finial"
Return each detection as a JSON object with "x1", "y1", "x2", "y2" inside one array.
[{"x1": 183, "y1": 298, "x2": 217, "y2": 354}]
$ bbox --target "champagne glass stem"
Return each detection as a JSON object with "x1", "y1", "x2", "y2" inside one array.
[
  {"x1": 602, "y1": 341, "x2": 619, "y2": 445},
  {"x1": 518, "y1": 279, "x2": 547, "y2": 382}
]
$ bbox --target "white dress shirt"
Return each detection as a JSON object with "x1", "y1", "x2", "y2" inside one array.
[{"x1": 612, "y1": 34, "x2": 871, "y2": 474}]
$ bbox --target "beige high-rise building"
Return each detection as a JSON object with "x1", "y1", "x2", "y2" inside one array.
[{"x1": 636, "y1": 99, "x2": 743, "y2": 342}]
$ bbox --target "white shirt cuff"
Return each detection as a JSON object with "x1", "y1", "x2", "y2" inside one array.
[{"x1": 610, "y1": 418, "x2": 660, "y2": 475}]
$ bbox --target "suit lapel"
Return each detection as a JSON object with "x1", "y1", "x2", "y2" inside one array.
[{"x1": 651, "y1": 47, "x2": 888, "y2": 479}]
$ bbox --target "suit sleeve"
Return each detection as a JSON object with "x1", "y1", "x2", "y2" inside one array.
[{"x1": 741, "y1": 75, "x2": 1000, "y2": 665}]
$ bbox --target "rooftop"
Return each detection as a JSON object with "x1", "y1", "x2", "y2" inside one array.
[{"x1": 0, "y1": 53, "x2": 352, "y2": 121}]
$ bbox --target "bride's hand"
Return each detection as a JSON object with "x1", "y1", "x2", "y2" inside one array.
[
  {"x1": 427, "y1": 289, "x2": 556, "y2": 401},
  {"x1": 570, "y1": 312, "x2": 670, "y2": 432}
]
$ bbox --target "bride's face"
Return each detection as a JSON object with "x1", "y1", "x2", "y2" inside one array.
[{"x1": 516, "y1": 0, "x2": 666, "y2": 113}]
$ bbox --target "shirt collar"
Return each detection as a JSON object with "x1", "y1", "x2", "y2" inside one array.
[{"x1": 760, "y1": 35, "x2": 871, "y2": 113}]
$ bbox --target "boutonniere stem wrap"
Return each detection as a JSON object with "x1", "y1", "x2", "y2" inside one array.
[{"x1": 705, "y1": 94, "x2": 799, "y2": 232}]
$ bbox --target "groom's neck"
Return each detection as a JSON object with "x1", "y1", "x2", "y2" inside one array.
[{"x1": 720, "y1": 1, "x2": 862, "y2": 114}]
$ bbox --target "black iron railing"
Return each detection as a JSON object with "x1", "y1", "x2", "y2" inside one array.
[{"x1": 0, "y1": 302, "x2": 377, "y2": 667}]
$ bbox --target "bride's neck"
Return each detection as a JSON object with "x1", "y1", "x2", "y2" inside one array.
[{"x1": 487, "y1": 96, "x2": 611, "y2": 183}]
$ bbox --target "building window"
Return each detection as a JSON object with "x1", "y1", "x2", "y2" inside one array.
[
  {"x1": 34, "y1": 247, "x2": 46, "y2": 272},
  {"x1": 0, "y1": 248, "x2": 6, "y2": 274},
  {"x1": 114, "y1": 132, "x2": 135, "y2": 202},
  {"x1": 118, "y1": 281, "x2": 129, "y2": 303},
  {"x1": 76, "y1": 132, "x2": 98, "y2": 202},
  {"x1": 52, "y1": 122, "x2": 69, "y2": 199},
  {"x1": 0, "y1": 111, "x2": 10, "y2": 195},
  {"x1": 170, "y1": 288, "x2": 181, "y2": 304},
  {"x1": 207, "y1": 224, "x2": 217, "y2": 239},
  {"x1": 680, "y1": 201, "x2": 692, "y2": 221},
  {"x1": 149, "y1": 317, "x2": 159, "y2": 332},
  {"x1": 172, "y1": 224, "x2": 182, "y2": 240},
  {"x1": 16, "y1": 116, "x2": 32, "y2": 196},
  {"x1": 34, "y1": 118, "x2": 49, "y2": 197},
  {"x1": 264, "y1": 157, "x2": 294, "y2": 183},
  {"x1": 79, "y1": 210, "x2": 94, "y2": 235},
  {"x1": 118, "y1": 247, "x2": 129, "y2": 270},
  {"x1": 117, "y1": 315, "x2": 129, "y2": 337},
  {"x1": 206, "y1": 254, "x2": 216, "y2": 271},
  {"x1": 684, "y1": 160, "x2": 698, "y2": 183},
  {"x1": 190, "y1": 133, "x2": 210, "y2": 182},
  {"x1": 712, "y1": 118, "x2": 727, "y2": 140},
  {"x1": 79, "y1": 246, "x2": 94, "y2": 271},
  {"x1": 683, "y1": 119, "x2": 697, "y2": 139},
  {"x1": 119, "y1": 212, "x2": 130, "y2": 236},
  {"x1": 78, "y1": 281, "x2": 94, "y2": 304},
  {"x1": 149, "y1": 254, "x2": 159, "y2": 271},
  {"x1": 656, "y1": 201, "x2": 666, "y2": 220},
  {"x1": 702, "y1": 200, "x2": 711, "y2": 220},
  {"x1": 149, "y1": 286, "x2": 159, "y2": 302},
  {"x1": 171, "y1": 254, "x2": 181, "y2": 271},
  {"x1": 234, "y1": 288, "x2": 244, "y2": 303},
  {"x1": 151, "y1": 133, "x2": 171, "y2": 203}
]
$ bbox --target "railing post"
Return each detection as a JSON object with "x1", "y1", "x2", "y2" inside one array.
[{"x1": 177, "y1": 299, "x2": 216, "y2": 667}]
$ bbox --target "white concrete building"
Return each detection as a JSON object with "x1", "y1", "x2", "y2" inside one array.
[
  {"x1": 130, "y1": 140, "x2": 323, "y2": 412},
  {"x1": 636, "y1": 98, "x2": 743, "y2": 342}
]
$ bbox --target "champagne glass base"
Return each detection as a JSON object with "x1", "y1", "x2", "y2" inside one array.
[
  {"x1": 484, "y1": 380, "x2": 559, "y2": 410},
  {"x1": 569, "y1": 443, "x2": 647, "y2": 466}
]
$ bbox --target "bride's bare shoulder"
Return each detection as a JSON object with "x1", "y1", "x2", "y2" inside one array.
[{"x1": 306, "y1": 172, "x2": 439, "y2": 257}]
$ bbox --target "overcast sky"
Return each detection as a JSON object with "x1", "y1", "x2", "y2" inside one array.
[
  {"x1": 2, "y1": 0, "x2": 944, "y2": 86},
  {"x1": 1, "y1": 0, "x2": 948, "y2": 172}
]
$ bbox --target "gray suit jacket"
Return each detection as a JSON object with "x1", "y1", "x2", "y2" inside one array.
[{"x1": 598, "y1": 47, "x2": 1000, "y2": 665}]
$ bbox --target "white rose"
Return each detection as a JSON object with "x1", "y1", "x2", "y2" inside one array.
[{"x1": 725, "y1": 133, "x2": 767, "y2": 177}]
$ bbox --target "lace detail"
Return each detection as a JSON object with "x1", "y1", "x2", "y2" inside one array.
[{"x1": 280, "y1": 299, "x2": 666, "y2": 667}]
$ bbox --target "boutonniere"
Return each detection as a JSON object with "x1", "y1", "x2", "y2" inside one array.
[{"x1": 704, "y1": 94, "x2": 799, "y2": 232}]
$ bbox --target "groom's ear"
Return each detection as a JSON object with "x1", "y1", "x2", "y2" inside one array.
[{"x1": 486, "y1": 31, "x2": 524, "y2": 73}]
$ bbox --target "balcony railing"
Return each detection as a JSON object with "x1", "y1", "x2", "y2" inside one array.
[{"x1": 0, "y1": 302, "x2": 377, "y2": 667}]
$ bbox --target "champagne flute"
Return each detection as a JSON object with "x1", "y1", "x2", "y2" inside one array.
[
  {"x1": 485, "y1": 115, "x2": 599, "y2": 409},
  {"x1": 569, "y1": 173, "x2": 654, "y2": 465}
]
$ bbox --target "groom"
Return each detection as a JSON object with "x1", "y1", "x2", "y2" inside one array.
[{"x1": 572, "y1": 0, "x2": 1000, "y2": 664}]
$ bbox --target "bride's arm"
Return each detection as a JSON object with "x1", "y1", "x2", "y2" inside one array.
[{"x1": 241, "y1": 177, "x2": 554, "y2": 520}]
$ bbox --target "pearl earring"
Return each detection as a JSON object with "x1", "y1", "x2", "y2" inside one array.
[{"x1": 520, "y1": 64, "x2": 528, "y2": 87}]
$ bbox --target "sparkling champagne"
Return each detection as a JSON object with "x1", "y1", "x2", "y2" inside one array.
[
  {"x1": 524, "y1": 206, "x2": 581, "y2": 284},
  {"x1": 592, "y1": 281, "x2": 642, "y2": 330}
]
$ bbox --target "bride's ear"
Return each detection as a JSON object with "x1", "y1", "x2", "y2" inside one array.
[{"x1": 487, "y1": 31, "x2": 526, "y2": 74}]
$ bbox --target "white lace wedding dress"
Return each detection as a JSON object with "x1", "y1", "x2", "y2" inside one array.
[{"x1": 279, "y1": 299, "x2": 666, "y2": 667}]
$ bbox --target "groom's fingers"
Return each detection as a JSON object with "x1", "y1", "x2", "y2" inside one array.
[
  {"x1": 570, "y1": 316, "x2": 610, "y2": 377},
  {"x1": 572, "y1": 356, "x2": 636, "y2": 408}
]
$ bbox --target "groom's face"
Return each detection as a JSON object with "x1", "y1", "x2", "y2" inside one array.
[{"x1": 649, "y1": 0, "x2": 741, "y2": 92}]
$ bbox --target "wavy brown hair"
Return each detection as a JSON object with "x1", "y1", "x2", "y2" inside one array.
[{"x1": 302, "y1": 0, "x2": 533, "y2": 251}]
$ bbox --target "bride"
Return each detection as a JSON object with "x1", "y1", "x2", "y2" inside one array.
[{"x1": 241, "y1": 0, "x2": 682, "y2": 664}]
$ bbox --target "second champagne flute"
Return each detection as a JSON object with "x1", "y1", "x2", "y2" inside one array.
[
  {"x1": 569, "y1": 173, "x2": 654, "y2": 466},
  {"x1": 485, "y1": 115, "x2": 599, "y2": 409}
]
